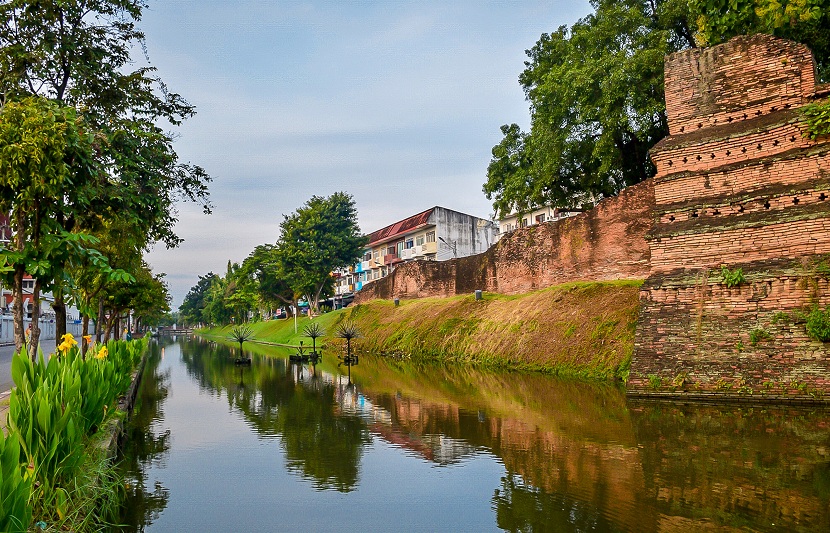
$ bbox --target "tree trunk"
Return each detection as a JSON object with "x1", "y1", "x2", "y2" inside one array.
[
  {"x1": 12, "y1": 265, "x2": 24, "y2": 354},
  {"x1": 53, "y1": 291, "x2": 67, "y2": 348},
  {"x1": 96, "y1": 297, "x2": 104, "y2": 342},
  {"x1": 28, "y1": 279, "x2": 42, "y2": 360},
  {"x1": 81, "y1": 315, "x2": 90, "y2": 357}
]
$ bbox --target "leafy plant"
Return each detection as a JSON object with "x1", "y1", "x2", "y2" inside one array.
[
  {"x1": 720, "y1": 266, "x2": 745, "y2": 288},
  {"x1": 647, "y1": 374, "x2": 663, "y2": 390},
  {"x1": 749, "y1": 327, "x2": 773, "y2": 346},
  {"x1": 229, "y1": 325, "x2": 255, "y2": 355},
  {"x1": 303, "y1": 323, "x2": 325, "y2": 354},
  {"x1": 801, "y1": 98, "x2": 830, "y2": 140},
  {"x1": 0, "y1": 431, "x2": 32, "y2": 532},
  {"x1": 336, "y1": 321, "x2": 361, "y2": 358},
  {"x1": 805, "y1": 305, "x2": 830, "y2": 342}
]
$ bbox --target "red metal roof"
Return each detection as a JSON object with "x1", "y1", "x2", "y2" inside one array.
[{"x1": 366, "y1": 207, "x2": 434, "y2": 246}]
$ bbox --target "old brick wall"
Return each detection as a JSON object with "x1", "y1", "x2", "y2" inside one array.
[
  {"x1": 354, "y1": 179, "x2": 654, "y2": 303},
  {"x1": 628, "y1": 35, "x2": 830, "y2": 397}
]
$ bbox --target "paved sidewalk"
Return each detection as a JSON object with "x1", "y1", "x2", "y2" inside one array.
[{"x1": 0, "y1": 389, "x2": 10, "y2": 435}]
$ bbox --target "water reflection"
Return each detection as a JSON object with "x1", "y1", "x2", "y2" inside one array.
[
  {"x1": 179, "y1": 339, "x2": 371, "y2": 492},
  {"x1": 119, "y1": 338, "x2": 830, "y2": 532},
  {"x1": 117, "y1": 341, "x2": 172, "y2": 529}
]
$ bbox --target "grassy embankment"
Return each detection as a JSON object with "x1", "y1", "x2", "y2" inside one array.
[{"x1": 200, "y1": 279, "x2": 643, "y2": 380}]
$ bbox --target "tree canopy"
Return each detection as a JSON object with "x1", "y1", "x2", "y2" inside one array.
[
  {"x1": 274, "y1": 192, "x2": 365, "y2": 314},
  {"x1": 693, "y1": 0, "x2": 830, "y2": 80},
  {"x1": 0, "y1": 0, "x2": 211, "y2": 342},
  {"x1": 484, "y1": 0, "x2": 830, "y2": 218},
  {"x1": 483, "y1": 0, "x2": 695, "y2": 217}
]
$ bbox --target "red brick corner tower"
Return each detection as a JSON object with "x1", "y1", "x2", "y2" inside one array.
[{"x1": 628, "y1": 34, "x2": 830, "y2": 399}]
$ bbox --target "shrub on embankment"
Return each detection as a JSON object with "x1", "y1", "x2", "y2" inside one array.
[
  {"x1": 0, "y1": 337, "x2": 145, "y2": 532},
  {"x1": 200, "y1": 280, "x2": 642, "y2": 380}
]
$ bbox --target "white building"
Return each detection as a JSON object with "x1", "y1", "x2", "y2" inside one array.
[{"x1": 335, "y1": 206, "x2": 498, "y2": 296}]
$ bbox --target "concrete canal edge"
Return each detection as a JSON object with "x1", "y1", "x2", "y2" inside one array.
[{"x1": 97, "y1": 347, "x2": 150, "y2": 458}]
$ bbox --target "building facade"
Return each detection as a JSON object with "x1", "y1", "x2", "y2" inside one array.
[
  {"x1": 335, "y1": 207, "x2": 497, "y2": 296},
  {"x1": 497, "y1": 206, "x2": 579, "y2": 236}
]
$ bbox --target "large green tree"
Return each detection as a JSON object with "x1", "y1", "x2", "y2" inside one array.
[
  {"x1": 484, "y1": 0, "x2": 695, "y2": 218},
  {"x1": 274, "y1": 192, "x2": 365, "y2": 314},
  {"x1": 0, "y1": 96, "x2": 96, "y2": 353},
  {"x1": 0, "y1": 0, "x2": 211, "y2": 341},
  {"x1": 692, "y1": 0, "x2": 830, "y2": 81},
  {"x1": 179, "y1": 272, "x2": 218, "y2": 327}
]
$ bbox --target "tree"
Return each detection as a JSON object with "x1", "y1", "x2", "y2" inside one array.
[
  {"x1": 100, "y1": 261, "x2": 168, "y2": 341},
  {"x1": 179, "y1": 273, "x2": 219, "y2": 327},
  {"x1": 0, "y1": 96, "x2": 97, "y2": 354},
  {"x1": 240, "y1": 244, "x2": 296, "y2": 314},
  {"x1": 483, "y1": 0, "x2": 695, "y2": 216},
  {"x1": 692, "y1": 0, "x2": 830, "y2": 81},
  {"x1": 0, "y1": 0, "x2": 211, "y2": 341},
  {"x1": 274, "y1": 192, "x2": 365, "y2": 314}
]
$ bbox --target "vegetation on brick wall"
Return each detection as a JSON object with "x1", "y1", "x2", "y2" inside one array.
[
  {"x1": 801, "y1": 98, "x2": 830, "y2": 139},
  {"x1": 719, "y1": 266, "x2": 745, "y2": 288},
  {"x1": 806, "y1": 305, "x2": 830, "y2": 342}
]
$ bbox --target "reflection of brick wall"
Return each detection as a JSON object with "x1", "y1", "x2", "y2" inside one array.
[
  {"x1": 628, "y1": 35, "x2": 830, "y2": 396},
  {"x1": 354, "y1": 179, "x2": 653, "y2": 303}
]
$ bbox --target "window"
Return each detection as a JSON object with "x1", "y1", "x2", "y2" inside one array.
[
  {"x1": 416, "y1": 235, "x2": 425, "y2": 246},
  {"x1": 405, "y1": 238, "x2": 414, "y2": 249},
  {"x1": 387, "y1": 245, "x2": 396, "y2": 255},
  {"x1": 521, "y1": 218, "x2": 528, "y2": 228},
  {"x1": 363, "y1": 252, "x2": 371, "y2": 262},
  {"x1": 426, "y1": 231, "x2": 436, "y2": 243},
  {"x1": 535, "y1": 214, "x2": 545, "y2": 224},
  {"x1": 396, "y1": 241, "x2": 404, "y2": 255}
]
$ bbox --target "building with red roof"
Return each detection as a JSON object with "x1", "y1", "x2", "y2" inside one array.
[{"x1": 334, "y1": 206, "x2": 497, "y2": 297}]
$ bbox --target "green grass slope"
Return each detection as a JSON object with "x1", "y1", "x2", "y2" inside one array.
[{"x1": 199, "y1": 280, "x2": 643, "y2": 380}]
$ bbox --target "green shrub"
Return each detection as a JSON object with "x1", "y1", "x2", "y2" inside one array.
[
  {"x1": 720, "y1": 266, "x2": 745, "y2": 288},
  {"x1": 801, "y1": 98, "x2": 830, "y2": 140},
  {"x1": 0, "y1": 431, "x2": 32, "y2": 532},
  {"x1": 806, "y1": 305, "x2": 830, "y2": 342},
  {"x1": 749, "y1": 327, "x2": 773, "y2": 346}
]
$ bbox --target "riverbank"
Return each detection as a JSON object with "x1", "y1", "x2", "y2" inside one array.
[{"x1": 200, "y1": 280, "x2": 642, "y2": 380}]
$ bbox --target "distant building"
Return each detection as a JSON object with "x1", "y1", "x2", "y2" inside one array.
[
  {"x1": 497, "y1": 206, "x2": 580, "y2": 236},
  {"x1": 334, "y1": 207, "x2": 497, "y2": 296}
]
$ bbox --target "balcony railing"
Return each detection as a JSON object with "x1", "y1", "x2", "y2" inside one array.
[
  {"x1": 420, "y1": 241, "x2": 437, "y2": 254},
  {"x1": 400, "y1": 248, "x2": 416, "y2": 260},
  {"x1": 384, "y1": 252, "x2": 400, "y2": 265}
]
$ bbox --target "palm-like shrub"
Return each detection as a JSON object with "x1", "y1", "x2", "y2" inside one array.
[
  {"x1": 303, "y1": 323, "x2": 325, "y2": 354},
  {"x1": 229, "y1": 325, "x2": 255, "y2": 357},
  {"x1": 335, "y1": 322, "x2": 360, "y2": 358}
]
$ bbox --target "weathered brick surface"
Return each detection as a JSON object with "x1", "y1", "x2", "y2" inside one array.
[
  {"x1": 664, "y1": 35, "x2": 815, "y2": 137},
  {"x1": 630, "y1": 35, "x2": 830, "y2": 398},
  {"x1": 354, "y1": 179, "x2": 653, "y2": 303}
]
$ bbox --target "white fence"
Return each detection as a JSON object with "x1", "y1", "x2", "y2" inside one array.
[{"x1": 0, "y1": 316, "x2": 92, "y2": 345}]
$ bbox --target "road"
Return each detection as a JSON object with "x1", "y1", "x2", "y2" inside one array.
[{"x1": 0, "y1": 338, "x2": 56, "y2": 393}]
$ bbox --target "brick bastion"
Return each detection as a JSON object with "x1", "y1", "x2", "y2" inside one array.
[{"x1": 355, "y1": 35, "x2": 830, "y2": 399}]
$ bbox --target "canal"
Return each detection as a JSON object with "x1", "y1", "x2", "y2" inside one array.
[{"x1": 117, "y1": 338, "x2": 830, "y2": 532}]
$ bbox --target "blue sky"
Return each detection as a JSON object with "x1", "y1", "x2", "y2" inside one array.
[{"x1": 140, "y1": 1, "x2": 592, "y2": 307}]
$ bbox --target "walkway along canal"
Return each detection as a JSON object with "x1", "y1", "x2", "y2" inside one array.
[{"x1": 116, "y1": 337, "x2": 830, "y2": 531}]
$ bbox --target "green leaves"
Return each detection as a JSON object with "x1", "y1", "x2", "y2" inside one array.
[
  {"x1": 485, "y1": 0, "x2": 692, "y2": 216},
  {"x1": 801, "y1": 98, "x2": 830, "y2": 139},
  {"x1": 691, "y1": 0, "x2": 829, "y2": 81}
]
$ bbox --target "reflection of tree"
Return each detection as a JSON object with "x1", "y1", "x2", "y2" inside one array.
[
  {"x1": 492, "y1": 473, "x2": 622, "y2": 533},
  {"x1": 178, "y1": 338, "x2": 371, "y2": 492},
  {"x1": 117, "y1": 342, "x2": 172, "y2": 530}
]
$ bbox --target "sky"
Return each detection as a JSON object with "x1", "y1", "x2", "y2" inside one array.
[{"x1": 140, "y1": 0, "x2": 593, "y2": 308}]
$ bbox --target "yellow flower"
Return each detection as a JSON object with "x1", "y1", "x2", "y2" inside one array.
[
  {"x1": 83, "y1": 335, "x2": 92, "y2": 343},
  {"x1": 61, "y1": 333, "x2": 77, "y2": 347},
  {"x1": 95, "y1": 346, "x2": 108, "y2": 360},
  {"x1": 57, "y1": 333, "x2": 78, "y2": 355}
]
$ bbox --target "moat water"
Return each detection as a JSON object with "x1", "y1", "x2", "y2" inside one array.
[{"x1": 117, "y1": 338, "x2": 830, "y2": 532}]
